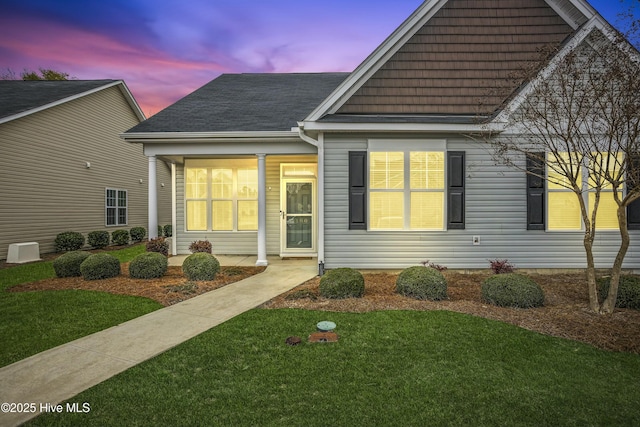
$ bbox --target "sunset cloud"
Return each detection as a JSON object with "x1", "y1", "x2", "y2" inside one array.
[{"x1": 0, "y1": 0, "x2": 635, "y2": 116}]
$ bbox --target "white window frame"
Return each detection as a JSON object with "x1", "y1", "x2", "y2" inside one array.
[
  {"x1": 106, "y1": 188, "x2": 128, "y2": 226},
  {"x1": 184, "y1": 159, "x2": 258, "y2": 232},
  {"x1": 368, "y1": 140, "x2": 447, "y2": 231},
  {"x1": 546, "y1": 152, "x2": 621, "y2": 232}
]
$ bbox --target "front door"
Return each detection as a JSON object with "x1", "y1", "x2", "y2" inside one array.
[{"x1": 281, "y1": 179, "x2": 316, "y2": 255}]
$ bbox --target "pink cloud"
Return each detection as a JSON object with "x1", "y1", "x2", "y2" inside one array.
[{"x1": 0, "y1": 15, "x2": 229, "y2": 115}]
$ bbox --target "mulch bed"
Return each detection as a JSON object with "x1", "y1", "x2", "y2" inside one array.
[
  {"x1": 263, "y1": 272, "x2": 640, "y2": 355},
  {"x1": 4, "y1": 251, "x2": 640, "y2": 354},
  {"x1": 8, "y1": 264, "x2": 266, "y2": 306}
]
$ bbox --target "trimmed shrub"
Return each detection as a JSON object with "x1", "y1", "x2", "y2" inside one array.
[
  {"x1": 128, "y1": 252, "x2": 168, "y2": 279},
  {"x1": 182, "y1": 252, "x2": 220, "y2": 281},
  {"x1": 130, "y1": 227, "x2": 146, "y2": 243},
  {"x1": 146, "y1": 237, "x2": 169, "y2": 256},
  {"x1": 163, "y1": 224, "x2": 173, "y2": 237},
  {"x1": 111, "y1": 229, "x2": 130, "y2": 246},
  {"x1": 157, "y1": 225, "x2": 163, "y2": 238},
  {"x1": 53, "y1": 251, "x2": 91, "y2": 278},
  {"x1": 54, "y1": 231, "x2": 85, "y2": 252},
  {"x1": 489, "y1": 259, "x2": 515, "y2": 274},
  {"x1": 481, "y1": 273, "x2": 544, "y2": 308},
  {"x1": 396, "y1": 266, "x2": 447, "y2": 301},
  {"x1": 597, "y1": 275, "x2": 640, "y2": 309},
  {"x1": 87, "y1": 231, "x2": 110, "y2": 249},
  {"x1": 319, "y1": 268, "x2": 365, "y2": 299},
  {"x1": 80, "y1": 253, "x2": 121, "y2": 280},
  {"x1": 189, "y1": 240, "x2": 212, "y2": 254}
]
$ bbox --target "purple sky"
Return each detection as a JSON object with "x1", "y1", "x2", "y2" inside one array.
[{"x1": 1, "y1": 0, "x2": 637, "y2": 117}]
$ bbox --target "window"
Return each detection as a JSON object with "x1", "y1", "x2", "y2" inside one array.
[
  {"x1": 106, "y1": 188, "x2": 127, "y2": 226},
  {"x1": 369, "y1": 151, "x2": 445, "y2": 230},
  {"x1": 546, "y1": 152, "x2": 621, "y2": 231},
  {"x1": 185, "y1": 161, "x2": 258, "y2": 232}
]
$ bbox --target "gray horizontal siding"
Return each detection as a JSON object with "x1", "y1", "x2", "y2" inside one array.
[
  {"x1": 0, "y1": 86, "x2": 171, "y2": 259},
  {"x1": 323, "y1": 135, "x2": 639, "y2": 269}
]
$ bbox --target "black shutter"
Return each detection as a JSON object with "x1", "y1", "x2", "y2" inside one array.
[
  {"x1": 627, "y1": 155, "x2": 640, "y2": 230},
  {"x1": 349, "y1": 151, "x2": 367, "y2": 230},
  {"x1": 526, "y1": 152, "x2": 545, "y2": 230},
  {"x1": 447, "y1": 151, "x2": 465, "y2": 229}
]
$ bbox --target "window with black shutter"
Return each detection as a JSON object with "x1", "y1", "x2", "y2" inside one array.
[
  {"x1": 348, "y1": 151, "x2": 367, "y2": 230},
  {"x1": 526, "y1": 152, "x2": 545, "y2": 230}
]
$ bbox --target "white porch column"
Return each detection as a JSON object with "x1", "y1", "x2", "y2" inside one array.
[
  {"x1": 148, "y1": 155, "x2": 158, "y2": 239},
  {"x1": 256, "y1": 154, "x2": 268, "y2": 266},
  {"x1": 171, "y1": 162, "x2": 177, "y2": 255}
]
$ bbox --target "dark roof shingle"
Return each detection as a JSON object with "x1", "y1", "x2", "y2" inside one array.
[
  {"x1": 0, "y1": 80, "x2": 117, "y2": 120},
  {"x1": 127, "y1": 73, "x2": 349, "y2": 133}
]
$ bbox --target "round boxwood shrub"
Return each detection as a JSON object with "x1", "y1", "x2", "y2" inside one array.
[
  {"x1": 53, "y1": 251, "x2": 91, "y2": 278},
  {"x1": 80, "y1": 253, "x2": 121, "y2": 281},
  {"x1": 87, "y1": 231, "x2": 110, "y2": 249},
  {"x1": 130, "y1": 227, "x2": 146, "y2": 243},
  {"x1": 182, "y1": 252, "x2": 220, "y2": 281},
  {"x1": 396, "y1": 266, "x2": 447, "y2": 301},
  {"x1": 128, "y1": 252, "x2": 168, "y2": 279},
  {"x1": 319, "y1": 268, "x2": 365, "y2": 299},
  {"x1": 54, "y1": 231, "x2": 85, "y2": 252},
  {"x1": 481, "y1": 273, "x2": 544, "y2": 308},
  {"x1": 597, "y1": 275, "x2": 640, "y2": 309},
  {"x1": 111, "y1": 229, "x2": 130, "y2": 246}
]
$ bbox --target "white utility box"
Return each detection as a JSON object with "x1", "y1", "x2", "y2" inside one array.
[{"x1": 6, "y1": 242, "x2": 41, "y2": 264}]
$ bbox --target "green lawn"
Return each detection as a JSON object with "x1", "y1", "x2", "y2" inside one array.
[
  {"x1": 0, "y1": 244, "x2": 162, "y2": 367},
  {"x1": 27, "y1": 309, "x2": 640, "y2": 427}
]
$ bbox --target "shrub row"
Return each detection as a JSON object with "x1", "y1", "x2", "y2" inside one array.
[
  {"x1": 54, "y1": 228, "x2": 150, "y2": 251},
  {"x1": 317, "y1": 265, "x2": 549, "y2": 309},
  {"x1": 54, "y1": 246, "x2": 221, "y2": 283}
]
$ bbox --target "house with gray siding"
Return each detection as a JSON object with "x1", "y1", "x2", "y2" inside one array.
[
  {"x1": 123, "y1": 0, "x2": 640, "y2": 270},
  {"x1": 0, "y1": 80, "x2": 172, "y2": 260}
]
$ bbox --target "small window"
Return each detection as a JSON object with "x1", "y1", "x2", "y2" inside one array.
[{"x1": 106, "y1": 188, "x2": 127, "y2": 226}]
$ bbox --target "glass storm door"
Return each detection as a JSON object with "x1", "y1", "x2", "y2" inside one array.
[{"x1": 281, "y1": 180, "x2": 315, "y2": 253}]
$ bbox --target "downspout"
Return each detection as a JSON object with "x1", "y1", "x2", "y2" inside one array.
[{"x1": 297, "y1": 124, "x2": 325, "y2": 274}]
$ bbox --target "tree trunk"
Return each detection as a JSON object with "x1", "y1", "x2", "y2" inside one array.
[
  {"x1": 600, "y1": 205, "x2": 630, "y2": 314},
  {"x1": 584, "y1": 236, "x2": 600, "y2": 313}
]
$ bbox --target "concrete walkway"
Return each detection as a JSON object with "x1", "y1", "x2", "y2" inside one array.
[{"x1": 0, "y1": 256, "x2": 317, "y2": 427}]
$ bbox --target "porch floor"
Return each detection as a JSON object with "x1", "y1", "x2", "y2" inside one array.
[{"x1": 168, "y1": 254, "x2": 317, "y2": 267}]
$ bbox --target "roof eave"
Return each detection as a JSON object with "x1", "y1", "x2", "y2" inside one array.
[
  {"x1": 299, "y1": 120, "x2": 504, "y2": 134},
  {"x1": 121, "y1": 130, "x2": 302, "y2": 144}
]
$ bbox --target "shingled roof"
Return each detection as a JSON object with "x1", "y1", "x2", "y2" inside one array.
[
  {"x1": 127, "y1": 73, "x2": 349, "y2": 134},
  {"x1": 0, "y1": 80, "x2": 118, "y2": 121}
]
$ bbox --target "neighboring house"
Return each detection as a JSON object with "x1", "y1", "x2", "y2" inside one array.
[
  {"x1": 0, "y1": 80, "x2": 171, "y2": 260},
  {"x1": 123, "y1": 0, "x2": 639, "y2": 269}
]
